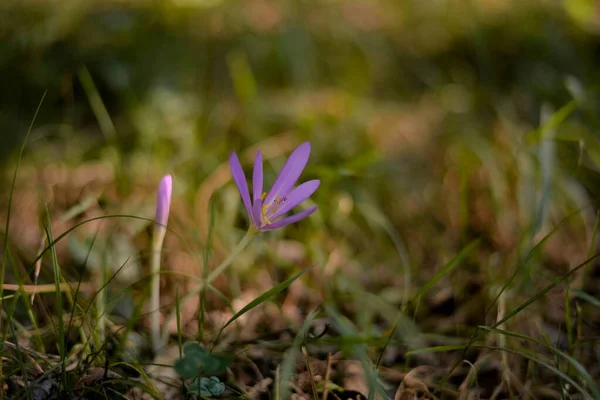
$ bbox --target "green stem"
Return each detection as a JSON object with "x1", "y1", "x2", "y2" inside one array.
[
  {"x1": 206, "y1": 228, "x2": 257, "y2": 284},
  {"x1": 160, "y1": 228, "x2": 257, "y2": 344}
]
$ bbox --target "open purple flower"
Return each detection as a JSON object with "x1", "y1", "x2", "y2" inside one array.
[{"x1": 229, "y1": 142, "x2": 320, "y2": 231}]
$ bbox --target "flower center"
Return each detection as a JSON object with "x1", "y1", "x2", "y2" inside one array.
[{"x1": 260, "y1": 193, "x2": 287, "y2": 226}]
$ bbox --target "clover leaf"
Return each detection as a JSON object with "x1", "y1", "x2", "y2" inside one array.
[
  {"x1": 188, "y1": 376, "x2": 226, "y2": 397},
  {"x1": 173, "y1": 342, "x2": 234, "y2": 378}
]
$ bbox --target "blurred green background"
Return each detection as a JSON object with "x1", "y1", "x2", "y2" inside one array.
[
  {"x1": 3, "y1": 0, "x2": 600, "y2": 396},
  {"x1": 4, "y1": 0, "x2": 600, "y2": 263}
]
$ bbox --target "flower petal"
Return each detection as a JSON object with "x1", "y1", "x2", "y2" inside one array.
[
  {"x1": 269, "y1": 180, "x2": 320, "y2": 220},
  {"x1": 252, "y1": 150, "x2": 263, "y2": 204},
  {"x1": 261, "y1": 206, "x2": 318, "y2": 231},
  {"x1": 155, "y1": 174, "x2": 172, "y2": 227},
  {"x1": 264, "y1": 142, "x2": 311, "y2": 208},
  {"x1": 229, "y1": 152, "x2": 253, "y2": 221},
  {"x1": 252, "y1": 199, "x2": 263, "y2": 229}
]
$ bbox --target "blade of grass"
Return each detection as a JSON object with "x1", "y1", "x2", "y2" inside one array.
[
  {"x1": 571, "y1": 289, "x2": 600, "y2": 308},
  {"x1": 162, "y1": 228, "x2": 257, "y2": 344},
  {"x1": 583, "y1": 210, "x2": 600, "y2": 286},
  {"x1": 199, "y1": 194, "x2": 217, "y2": 343},
  {"x1": 0, "y1": 91, "x2": 46, "y2": 397},
  {"x1": 409, "y1": 344, "x2": 592, "y2": 398},
  {"x1": 5, "y1": 268, "x2": 33, "y2": 400},
  {"x1": 478, "y1": 326, "x2": 600, "y2": 399},
  {"x1": 78, "y1": 66, "x2": 116, "y2": 142},
  {"x1": 356, "y1": 202, "x2": 412, "y2": 313},
  {"x1": 302, "y1": 346, "x2": 320, "y2": 400},
  {"x1": 227, "y1": 50, "x2": 258, "y2": 106},
  {"x1": 524, "y1": 99, "x2": 579, "y2": 144},
  {"x1": 487, "y1": 179, "x2": 595, "y2": 320},
  {"x1": 324, "y1": 303, "x2": 387, "y2": 400},
  {"x1": 175, "y1": 283, "x2": 182, "y2": 358},
  {"x1": 212, "y1": 265, "x2": 315, "y2": 346},
  {"x1": 441, "y1": 208, "x2": 590, "y2": 388},
  {"x1": 5, "y1": 248, "x2": 45, "y2": 354},
  {"x1": 31, "y1": 215, "x2": 193, "y2": 271},
  {"x1": 66, "y1": 227, "x2": 101, "y2": 354},
  {"x1": 492, "y1": 252, "x2": 600, "y2": 329},
  {"x1": 115, "y1": 290, "x2": 148, "y2": 362},
  {"x1": 413, "y1": 238, "x2": 481, "y2": 302},
  {"x1": 31, "y1": 196, "x2": 97, "y2": 306},
  {"x1": 42, "y1": 209, "x2": 67, "y2": 390},
  {"x1": 278, "y1": 310, "x2": 318, "y2": 400}
]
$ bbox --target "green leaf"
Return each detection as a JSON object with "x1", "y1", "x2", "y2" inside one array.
[
  {"x1": 202, "y1": 352, "x2": 234, "y2": 376},
  {"x1": 174, "y1": 342, "x2": 234, "y2": 378},
  {"x1": 173, "y1": 352, "x2": 202, "y2": 378},
  {"x1": 182, "y1": 341, "x2": 207, "y2": 358}
]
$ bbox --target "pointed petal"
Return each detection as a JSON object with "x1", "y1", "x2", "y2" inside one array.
[
  {"x1": 264, "y1": 142, "x2": 311, "y2": 207},
  {"x1": 269, "y1": 180, "x2": 320, "y2": 220},
  {"x1": 252, "y1": 150, "x2": 263, "y2": 203},
  {"x1": 229, "y1": 152, "x2": 253, "y2": 221},
  {"x1": 261, "y1": 206, "x2": 318, "y2": 231},
  {"x1": 155, "y1": 174, "x2": 173, "y2": 227},
  {"x1": 252, "y1": 199, "x2": 263, "y2": 229}
]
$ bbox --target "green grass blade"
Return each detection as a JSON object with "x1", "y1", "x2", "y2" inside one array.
[
  {"x1": 227, "y1": 50, "x2": 257, "y2": 105},
  {"x1": 31, "y1": 215, "x2": 195, "y2": 271},
  {"x1": 324, "y1": 303, "x2": 387, "y2": 400},
  {"x1": 78, "y1": 66, "x2": 117, "y2": 141},
  {"x1": 410, "y1": 344, "x2": 592, "y2": 398},
  {"x1": 0, "y1": 91, "x2": 47, "y2": 338},
  {"x1": 584, "y1": 210, "x2": 600, "y2": 282},
  {"x1": 478, "y1": 326, "x2": 600, "y2": 398},
  {"x1": 442, "y1": 217, "x2": 594, "y2": 388},
  {"x1": 278, "y1": 310, "x2": 318, "y2": 400},
  {"x1": 199, "y1": 194, "x2": 217, "y2": 342},
  {"x1": 413, "y1": 238, "x2": 481, "y2": 302},
  {"x1": 571, "y1": 289, "x2": 600, "y2": 308},
  {"x1": 42, "y1": 209, "x2": 67, "y2": 389},
  {"x1": 406, "y1": 344, "x2": 468, "y2": 355},
  {"x1": 66, "y1": 227, "x2": 101, "y2": 353},
  {"x1": 492, "y1": 252, "x2": 600, "y2": 329},
  {"x1": 213, "y1": 265, "x2": 315, "y2": 344},
  {"x1": 356, "y1": 201, "x2": 412, "y2": 313},
  {"x1": 175, "y1": 283, "x2": 182, "y2": 358},
  {"x1": 524, "y1": 99, "x2": 579, "y2": 144},
  {"x1": 486, "y1": 224, "x2": 557, "y2": 317},
  {"x1": 5, "y1": 248, "x2": 45, "y2": 353}
]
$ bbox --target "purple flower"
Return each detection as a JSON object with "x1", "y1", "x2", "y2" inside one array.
[
  {"x1": 229, "y1": 142, "x2": 320, "y2": 231},
  {"x1": 151, "y1": 174, "x2": 172, "y2": 353},
  {"x1": 155, "y1": 174, "x2": 172, "y2": 229}
]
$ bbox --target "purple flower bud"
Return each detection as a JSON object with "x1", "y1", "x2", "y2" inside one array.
[{"x1": 155, "y1": 174, "x2": 172, "y2": 229}]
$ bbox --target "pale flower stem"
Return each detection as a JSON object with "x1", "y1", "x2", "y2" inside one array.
[
  {"x1": 151, "y1": 174, "x2": 172, "y2": 354},
  {"x1": 151, "y1": 227, "x2": 167, "y2": 353},
  {"x1": 206, "y1": 228, "x2": 257, "y2": 284},
  {"x1": 160, "y1": 228, "x2": 257, "y2": 344}
]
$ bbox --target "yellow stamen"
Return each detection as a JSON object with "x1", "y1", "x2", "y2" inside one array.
[
  {"x1": 272, "y1": 195, "x2": 282, "y2": 214},
  {"x1": 260, "y1": 194, "x2": 288, "y2": 226},
  {"x1": 261, "y1": 204, "x2": 272, "y2": 225}
]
